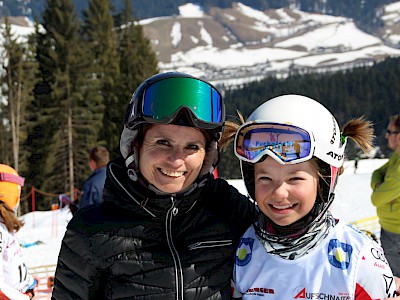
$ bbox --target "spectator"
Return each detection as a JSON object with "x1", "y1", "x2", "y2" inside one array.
[
  {"x1": 354, "y1": 156, "x2": 360, "y2": 174},
  {"x1": 0, "y1": 164, "x2": 37, "y2": 299},
  {"x1": 371, "y1": 114, "x2": 400, "y2": 277},
  {"x1": 79, "y1": 146, "x2": 109, "y2": 209}
]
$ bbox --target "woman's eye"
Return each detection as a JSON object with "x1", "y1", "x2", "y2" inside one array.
[
  {"x1": 157, "y1": 139, "x2": 170, "y2": 146},
  {"x1": 187, "y1": 144, "x2": 199, "y2": 150}
]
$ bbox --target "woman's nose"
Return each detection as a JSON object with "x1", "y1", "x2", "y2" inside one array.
[{"x1": 168, "y1": 148, "x2": 186, "y2": 163}]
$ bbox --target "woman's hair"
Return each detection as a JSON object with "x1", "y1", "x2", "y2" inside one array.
[{"x1": 0, "y1": 202, "x2": 24, "y2": 232}]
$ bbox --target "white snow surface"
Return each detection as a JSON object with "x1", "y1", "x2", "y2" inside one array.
[
  {"x1": 17, "y1": 158, "x2": 386, "y2": 269},
  {"x1": 179, "y1": 3, "x2": 204, "y2": 17}
]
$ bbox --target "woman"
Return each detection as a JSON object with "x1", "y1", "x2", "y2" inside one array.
[
  {"x1": 228, "y1": 95, "x2": 397, "y2": 299},
  {"x1": 51, "y1": 72, "x2": 254, "y2": 299},
  {"x1": 0, "y1": 164, "x2": 37, "y2": 299}
]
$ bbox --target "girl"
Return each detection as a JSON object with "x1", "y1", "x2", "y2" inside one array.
[
  {"x1": 0, "y1": 164, "x2": 36, "y2": 299},
  {"x1": 229, "y1": 95, "x2": 397, "y2": 299}
]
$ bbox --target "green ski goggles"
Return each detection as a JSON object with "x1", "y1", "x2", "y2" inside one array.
[{"x1": 130, "y1": 76, "x2": 224, "y2": 130}]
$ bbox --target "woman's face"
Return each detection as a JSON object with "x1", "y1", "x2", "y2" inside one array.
[
  {"x1": 254, "y1": 156, "x2": 319, "y2": 226},
  {"x1": 139, "y1": 124, "x2": 207, "y2": 193}
]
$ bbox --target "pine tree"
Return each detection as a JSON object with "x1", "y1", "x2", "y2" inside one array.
[
  {"x1": 83, "y1": 0, "x2": 120, "y2": 155},
  {"x1": 29, "y1": 0, "x2": 103, "y2": 207},
  {"x1": 111, "y1": 0, "x2": 158, "y2": 156},
  {"x1": 0, "y1": 18, "x2": 38, "y2": 171}
]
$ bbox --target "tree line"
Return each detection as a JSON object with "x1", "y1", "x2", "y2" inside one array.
[
  {"x1": 217, "y1": 57, "x2": 400, "y2": 179},
  {"x1": 0, "y1": 0, "x2": 158, "y2": 212}
]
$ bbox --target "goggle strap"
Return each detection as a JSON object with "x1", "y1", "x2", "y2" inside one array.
[{"x1": 0, "y1": 172, "x2": 25, "y2": 186}]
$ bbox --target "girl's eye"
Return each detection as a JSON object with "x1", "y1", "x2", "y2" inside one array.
[
  {"x1": 290, "y1": 176, "x2": 303, "y2": 181},
  {"x1": 256, "y1": 175, "x2": 271, "y2": 182}
]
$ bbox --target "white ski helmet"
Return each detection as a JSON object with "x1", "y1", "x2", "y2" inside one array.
[{"x1": 234, "y1": 94, "x2": 346, "y2": 202}]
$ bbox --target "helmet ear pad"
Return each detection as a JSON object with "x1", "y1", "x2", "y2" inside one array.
[
  {"x1": 241, "y1": 160, "x2": 256, "y2": 201},
  {"x1": 316, "y1": 159, "x2": 332, "y2": 203}
]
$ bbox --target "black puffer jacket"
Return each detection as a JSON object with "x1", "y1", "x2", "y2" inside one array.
[{"x1": 52, "y1": 157, "x2": 254, "y2": 300}]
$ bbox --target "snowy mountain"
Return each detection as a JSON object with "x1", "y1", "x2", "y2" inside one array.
[
  {"x1": 2, "y1": 2, "x2": 400, "y2": 86},
  {"x1": 143, "y1": 2, "x2": 400, "y2": 85}
]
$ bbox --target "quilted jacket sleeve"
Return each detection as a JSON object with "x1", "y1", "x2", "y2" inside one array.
[
  {"x1": 51, "y1": 214, "x2": 106, "y2": 300},
  {"x1": 206, "y1": 178, "x2": 255, "y2": 242}
]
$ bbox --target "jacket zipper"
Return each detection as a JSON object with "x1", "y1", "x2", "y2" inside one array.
[
  {"x1": 188, "y1": 240, "x2": 233, "y2": 250},
  {"x1": 166, "y1": 197, "x2": 184, "y2": 300}
]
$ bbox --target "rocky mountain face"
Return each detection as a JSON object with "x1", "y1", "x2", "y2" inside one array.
[{"x1": 141, "y1": 2, "x2": 400, "y2": 84}]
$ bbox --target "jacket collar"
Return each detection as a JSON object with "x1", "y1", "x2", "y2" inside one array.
[{"x1": 102, "y1": 157, "x2": 211, "y2": 218}]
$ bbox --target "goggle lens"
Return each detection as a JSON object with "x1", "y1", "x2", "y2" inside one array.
[
  {"x1": 142, "y1": 77, "x2": 223, "y2": 123},
  {"x1": 235, "y1": 123, "x2": 313, "y2": 164}
]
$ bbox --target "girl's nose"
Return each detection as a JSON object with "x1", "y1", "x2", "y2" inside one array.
[{"x1": 271, "y1": 182, "x2": 289, "y2": 200}]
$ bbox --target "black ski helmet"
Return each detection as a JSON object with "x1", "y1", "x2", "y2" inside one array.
[{"x1": 120, "y1": 72, "x2": 225, "y2": 181}]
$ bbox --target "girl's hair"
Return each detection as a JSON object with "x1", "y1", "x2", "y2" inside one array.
[
  {"x1": 0, "y1": 202, "x2": 24, "y2": 232},
  {"x1": 219, "y1": 111, "x2": 245, "y2": 151}
]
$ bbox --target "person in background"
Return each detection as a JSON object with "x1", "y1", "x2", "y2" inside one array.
[
  {"x1": 227, "y1": 95, "x2": 397, "y2": 299},
  {"x1": 371, "y1": 114, "x2": 400, "y2": 277},
  {"x1": 0, "y1": 164, "x2": 37, "y2": 299},
  {"x1": 78, "y1": 146, "x2": 110, "y2": 210},
  {"x1": 354, "y1": 156, "x2": 359, "y2": 174},
  {"x1": 51, "y1": 72, "x2": 254, "y2": 299}
]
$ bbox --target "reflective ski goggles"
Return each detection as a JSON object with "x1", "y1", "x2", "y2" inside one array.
[
  {"x1": 138, "y1": 77, "x2": 224, "y2": 128},
  {"x1": 234, "y1": 122, "x2": 315, "y2": 164}
]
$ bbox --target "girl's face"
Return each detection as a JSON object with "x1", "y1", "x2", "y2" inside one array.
[
  {"x1": 254, "y1": 156, "x2": 319, "y2": 227},
  {"x1": 139, "y1": 124, "x2": 206, "y2": 194}
]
